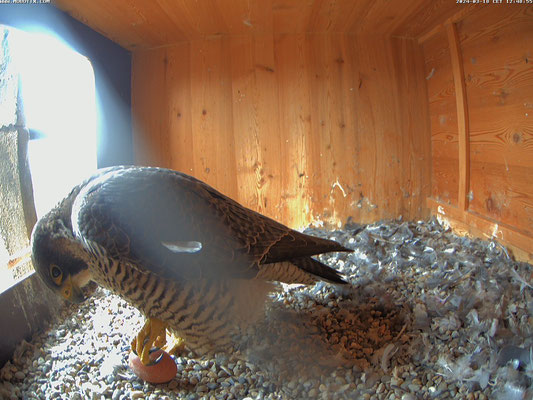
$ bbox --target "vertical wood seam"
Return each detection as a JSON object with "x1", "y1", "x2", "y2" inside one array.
[
  {"x1": 418, "y1": 6, "x2": 475, "y2": 45},
  {"x1": 446, "y1": 23, "x2": 470, "y2": 212}
]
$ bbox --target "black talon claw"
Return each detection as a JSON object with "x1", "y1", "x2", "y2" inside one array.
[{"x1": 131, "y1": 344, "x2": 164, "y2": 366}]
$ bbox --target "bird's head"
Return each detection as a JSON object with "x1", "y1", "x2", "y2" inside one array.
[{"x1": 31, "y1": 215, "x2": 95, "y2": 303}]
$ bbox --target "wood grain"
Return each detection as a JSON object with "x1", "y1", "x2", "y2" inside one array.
[
  {"x1": 353, "y1": 36, "x2": 405, "y2": 222},
  {"x1": 459, "y1": 5, "x2": 533, "y2": 236},
  {"x1": 131, "y1": 47, "x2": 169, "y2": 166},
  {"x1": 416, "y1": 5, "x2": 476, "y2": 44},
  {"x1": 422, "y1": 5, "x2": 533, "y2": 255},
  {"x1": 53, "y1": 1, "x2": 533, "y2": 260},
  {"x1": 230, "y1": 34, "x2": 282, "y2": 221},
  {"x1": 166, "y1": 43, "x2": 195, "y2": 174},
  {"x1": 422, "y1": 30, "x2": 459, "y2": 206},
  {"x1": 428, "y1": 199, "x2": 533, "y2": 263},
  {"x1": 304, "y1": 34, "x2": 357, "y2": 226},
  {"x1": 447, "y1": 23, "x2": 470, "y2": 211},
  {"x1": 352, "y1": 0, "x2": 423, "y2": 36},
  {"x1": 392, "y1": 37, "x2": 432, "y2": 218},
  {"x1": 54, "y1": 0, "x2": 475, "y2": 50},
  {"x1": 273, "y1": 33, "x2": 313, "y2": 228},
  {"x1": 189, "y1": 37, "x2": 238, "y2": 200},
  {"x1": 132, "y1": 33, "x2": 431, "y2": 228}
]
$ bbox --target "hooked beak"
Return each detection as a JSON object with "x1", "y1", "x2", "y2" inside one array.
[{"x1": 60, "y1": 275, "x2": 86, "y2": 303}]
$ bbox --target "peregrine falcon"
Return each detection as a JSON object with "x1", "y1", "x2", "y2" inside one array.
[{"x1": 31, "y1": 166, "x2": 350, "y2": 365}]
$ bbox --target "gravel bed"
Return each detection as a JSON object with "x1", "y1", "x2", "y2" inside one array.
[{"x1": 1, "y1": 218, "x2": 532, "y2": 399}]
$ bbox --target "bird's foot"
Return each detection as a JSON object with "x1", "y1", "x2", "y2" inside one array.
[
  {"x1": 163, "y1": 334, "x2": 186, "y2": 356},
  {"x1": 131, "y1": 318, "x2": 167, "y2": 365}
]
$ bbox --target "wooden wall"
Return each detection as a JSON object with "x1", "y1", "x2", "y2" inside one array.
[
  {"x1": 54, "y1": 0, "x2": 532, "y2": 259},
  {"x1": 55, "y1": 0, "x2": 470, "y2": 51},
  {"x1": 422, "y1": 5, "x2": 533, "y2": 261},
  {"x1": 132, "y1": 34, "x2": 431, "y2": 229}
]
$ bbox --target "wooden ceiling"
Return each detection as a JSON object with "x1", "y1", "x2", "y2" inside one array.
[{"x1": 53, "y1": 0, "x2": 467, "y2": 50}]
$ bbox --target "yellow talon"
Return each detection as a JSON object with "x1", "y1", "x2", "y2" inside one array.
[
  {"x1": 163, "y1": 333, "x2": 186, "y2": 356},
  {"x1": 131, "y1": 318, "x2": 168, "y2": 365}
]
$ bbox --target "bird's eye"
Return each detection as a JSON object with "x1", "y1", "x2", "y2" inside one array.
[{"x1": 50, "y1": 265, "x2": 63, "y2": 284}]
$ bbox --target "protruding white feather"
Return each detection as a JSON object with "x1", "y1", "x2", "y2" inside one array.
[{"x1": 162, "y1": 241, "x2": 202, "y2": 253}]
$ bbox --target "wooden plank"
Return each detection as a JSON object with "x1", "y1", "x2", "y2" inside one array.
[
  {"x1": 394, "y1": 0, "x2": 472, "y2": 40},
  {"x1": 353, "y1": 0, "x2": 426, "y2": 36},
  {"x1": 229, "y1": 34, "x2": 282, "y2": 220},
  {"x1": 458, "y1": 4, "x2": 533, "y2": 49},
  {"x1": 469, "y1": 160, "x2": 533, "y2": 236},
  {"x1": 304, "y1": 33, "x2": 360, "y2": 227},
  {"x1": 131, "y1": 47, "x2": 169, "y2": 166},
  {"x1": 468, "y1": 105, "x2": 533, "y2": 169},
  {"x1": 132, "y1": 32, "x2": 433, "y2": 229},
  {"x1": 165, "y1": 42, "x2": 195, "y2": 174},
  {"x1": 306, "y1": 0, "x2": 371, "y2": 33},
  {"x1": 169, "y1": 0, "x2": 229, "y2": 38},
  {"x1": 352, "y1": 36, "x2": 404, "y2": 222},
  {"x1": 273, "y1": 33, "x2": 312, "y2": 228},
  {"x1": 459, "y1": 5, "x2": 533, "y2": 236},
  {"x1": 55, "y1": 0, "x2": 482, "y2": 50},
  {"x1": 446, "y1": 23, "x2": 469, "y2": 211},
  {"x1": 305, "y1": 34, "x2": 336, "y2": 224},
  {"x1": 55, "y1": 0, "x2": 190, "y2": 48},
  {"x1": 432, "y1": 156, "x2": 459, "y2": 205},
  {"x1": 339, "y1": 34, "x2": 365, "y2": 224},
  {"x1": 272, "y1": 0, "x2": 374, "y2": 35},
  {"x1": 271, "y1": 0, "x2": 315, "y2": 35},
  {"x1": 350, "y1": 37, "x2": 383, "y2": 223},
  {"x1": 422, "y1": 30, "x2": 459, "y2": 206},
  {"x1": 417, "y1": 5, "x2": 475, "y2": 44},
  {"x1": 215, "y1": 0, "x2": 273, "y2": 35},
  {"x1": 229, "y1": 35, "x2": 260, "y2": 213},
  {"x1": 428, "y1": 199, "x2": 533, "y2": 263},
  {"x1": 330, "y1": 34, "x2": 363, "y2": 222},
  {"x1": 303, "y1": 34, "x2": 330, "y2": 223},
  {"x1": 250, "y1": 34, "x2": 283, "y2": 220},
  {"x1": 391, "y1": 36, "x2": 432, "y2": 218},
  {"x1": 189, "y1": 37, "x2": 238, "y2": 199}
]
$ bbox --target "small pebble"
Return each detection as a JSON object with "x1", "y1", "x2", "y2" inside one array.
[
  {"x1": 191, "y1": 376, "x2": 200, "y2": 385},
  {"x1": 130, "y1": 390, "x2": 144, "y2": 399},
  {"x1": 168, "y1": 380, "x2": 178, "y2": 390},
  {"x1": 111, "y1": 388, "x2": 122, "y2": 400},
  {"x1": 407, "y1": 383, "x2": 421, "y2": 392},
  {"x1": 14, "y1": 371, "x2": 25, "y2": 380},
  {"x1": 196, "y1": 384, "x2": 208, "y2": 392}
]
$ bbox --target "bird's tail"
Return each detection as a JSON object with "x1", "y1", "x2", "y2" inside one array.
[
  {"x1": 290, "y1": 256, "x2": 347, "y2": 284},
  {"x1": 256, "y1": 258, "x2": 346, "y2": 285}
]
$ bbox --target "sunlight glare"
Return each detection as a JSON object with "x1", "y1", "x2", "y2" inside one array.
[{"x1": 10, "y1": 28, "x2": 97, "y2": 217}]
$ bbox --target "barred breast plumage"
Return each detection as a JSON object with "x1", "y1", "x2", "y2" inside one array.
[{"x1": 89, "y1": 247, "x2": 273, "y2": 355}]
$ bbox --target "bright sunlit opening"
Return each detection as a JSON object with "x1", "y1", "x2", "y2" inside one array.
[{"x1": 10, "y1": 28, "x2": 97, "y2": 218}]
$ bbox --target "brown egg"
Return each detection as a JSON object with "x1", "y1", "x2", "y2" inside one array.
[{"x1": 128, "y1": 349, "x2": 177, "y2": 384}]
